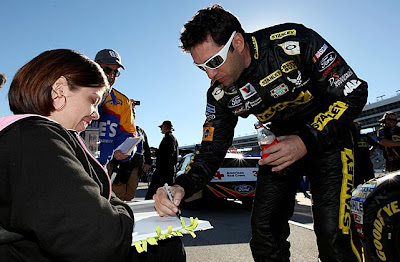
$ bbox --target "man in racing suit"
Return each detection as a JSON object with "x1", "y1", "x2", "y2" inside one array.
[{"x1": 153, "y1": 5, "x2": 367, "y2": 262}]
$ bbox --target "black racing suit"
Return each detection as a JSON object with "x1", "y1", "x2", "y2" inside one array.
[{"x1": 174, "y1": 23, "x2": 367, "y2": 261}]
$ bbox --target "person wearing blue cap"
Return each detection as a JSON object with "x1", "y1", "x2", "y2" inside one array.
[{"x1": 84, "y1": 49, "x2": 137, "y2": 170}]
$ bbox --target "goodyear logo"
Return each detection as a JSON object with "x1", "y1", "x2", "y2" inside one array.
[
  {"x1": 339, "y1": 148, "x2": 354, "y2": 234},
  {"x1": 373, "y1": 201, "x2": 400, "y2": 261},
  {"x1": 281, "y1": 60, "x2": 298, "y2": 74},
  {"x1": 311, "y1": 101, "x2": 348, "y2": 131},
  {"x1": 255, "y1": 91, "x2": 313, "y2": 121},
  {"x1": 252, "y1": 36, "x2": 259, "y2": 59},
  {"x1": 270, "y1": 29, "x2": 296, "y2": 40},
  {"x1": 260, "y1": 70, "x2": 282, "y2": 87}
]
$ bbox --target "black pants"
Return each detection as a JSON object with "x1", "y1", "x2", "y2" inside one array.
[
  {"x1": 128, "y1": 237, "x2": 186, "y2": 262},
  {"x1": 250, "y1": 131, "x2": 362, "y2": 262},
  {"x1": 145, "y1": 168, "x2": 174, "y2": 200}
]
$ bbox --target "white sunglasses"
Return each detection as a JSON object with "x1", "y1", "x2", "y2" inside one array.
[{"x1": 194, "y1": 31, "x2": 236, "y2": 71}]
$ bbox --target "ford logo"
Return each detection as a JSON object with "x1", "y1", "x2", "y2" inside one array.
[
  {"x1": 234, "y1": 184, "x2": 254, "y2": 194},
  {"x1": 228, "y1": 95, "x2": 243, "y2": 108},
  {"x1": 318, "y1": 51, "x2": 337, "y2": 72}
]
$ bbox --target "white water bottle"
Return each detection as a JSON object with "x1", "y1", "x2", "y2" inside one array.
[{"x1": 254, "y1": 121, "x2": 278, "y2": 159}]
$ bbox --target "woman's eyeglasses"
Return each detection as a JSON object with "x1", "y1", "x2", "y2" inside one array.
[
  {"x1": 102, "y1": 67, "x2": 121, "y2": 77},
  {"x1": 194, "y1": 31, "x2": 236, "y2": 71}
]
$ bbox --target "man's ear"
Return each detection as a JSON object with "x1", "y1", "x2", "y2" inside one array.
[
  {"x1": 233, "y1": 32, "x2": 246, "y2": 53},
  {"x1": 51, "y1": 76, "x2": 68, "y2": 97}
]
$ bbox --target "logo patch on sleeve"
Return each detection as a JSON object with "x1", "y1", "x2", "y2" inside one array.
[
  {"x1": 206, "y1": 103, "x2": 216, "y2": 113},
  {"x1": 202, "y1": 127, "x2": 215, "y2": 141},
  {"x1": 313, "y1": 43, "x2": 328, "y2": 63},
  {"x1": 212, "y1": 87, "x2": 224, "y2": 101}
]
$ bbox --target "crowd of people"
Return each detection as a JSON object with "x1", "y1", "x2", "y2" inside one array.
[{"x1": 0, "y1": 3, "x2": 399, "y2": 262}]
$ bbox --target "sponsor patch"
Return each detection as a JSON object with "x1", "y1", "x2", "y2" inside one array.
[
  {"x1": 252, "y1": 36, "x2": 259, "y2": 59},
  {"x1": 212, "y1": 87, "x2": 224, "y2": 101},
  {"x1": 287, "y1": 71, "x2": 310, "y2": 92},
  {"x1": 318, "y1": 51, "x2": 337, "y2": 72},
  {"x1": 312, "y1": 43, "x2": 328, "y2": 63},
  {"x1": 270, "y1": 29, "x2": 296, "y2": 40},
  {"x1": 202, "y1": 126, "x2": 215, "y2": 141},
  {"x1": 343, "y1": 79, "x2": 361, "y2": 96},
  {"x1": 245, "y1": 97, "x2": 262, "y2": 110},
  {"x1": 239, "y1": 83, "x2": 257, "y2": 100},
  {"x1": 339, "y1": 148, "x2": 354, "y2": 234},
  {"x1": 260, "y1": 70, "x2": 282, "y2": 87},
  {"x1": 281, "y1": 60, "x2": 298, "y2": 73},
  {"x1": 329, "y1": 69, "x2": 353, "y2": 88},
  {"x1": 206, "y1": 103, "x2": 216, "y2": 113},
  {"x1": 256, "y1": 91, "x2": 313, "y2": 121},
  {"x1": 205, "y1": 112, "x2": 216, "y2": 121},
  {"x1": 311, "y1": 101, "x2": 348, "y2": 131},
  {"x1": 233, "y1": 106, "x2": 247, "y2": 116},
  {"x1": 322, "y1": 59, "x2": 340, "y2": 77},
  {"x1": 270, "y1": 83, "x2": 289, "y2": 98},
  {"x1": 279, "y1": 41, "x2": 300, "y2": 55},
  {"x1": 228, "y1": 95, "x2": 243, "y2": 108}
]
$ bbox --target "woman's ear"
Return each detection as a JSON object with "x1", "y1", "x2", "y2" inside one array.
[{"x1": 51, "y1": 76, "x2": 68, "y2": 98}]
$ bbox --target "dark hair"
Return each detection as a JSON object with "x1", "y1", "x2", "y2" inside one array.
[
  {"x1": 379, "y1": 111, "x2": 397, "y2": 122},
  {"x1": 9, "y1": 49, "x2": 109, "y2": 115},
  {"x1": 180, "y1": 4, "x2": 245, "y2": 52},
  {"x1": 0, "y1": 73, "x2": 6, "y2": 89}
]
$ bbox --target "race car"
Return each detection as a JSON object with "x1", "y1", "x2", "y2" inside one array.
[
  {"x1": 351, "y1": 171, "x2": 400, "y2": 261},
  {"x1": 176, "y1": 152, "x2": 259, "y2": 208}
]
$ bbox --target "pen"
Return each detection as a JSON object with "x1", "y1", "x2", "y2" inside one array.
[{"x1": 164, "y1": 183, "x2": 181, "y2": 219}]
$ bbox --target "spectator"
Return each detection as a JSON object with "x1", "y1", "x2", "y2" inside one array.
[
  {"x1": 353, "y1": 121, "x2": 378, "y2": 186},
  {"x1": 111, "y1": 101, "x2": 152, "y2": 201},
  {"x1": 145, "y1": 120, "x2": 179, "y2": 200},
  {"x1": 0, "y1": 73, "x2": 6, "y2": 89},
  {"x1": 86, "y1": 49, "x2": 137, "y2": 168},
  {"x1": 377, "y1": 111, "x2": 400, "y2": 172},
  {"x1": 153, "y1": 5, "x2": 367, "y2": 261}
]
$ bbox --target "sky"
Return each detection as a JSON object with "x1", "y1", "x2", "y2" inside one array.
[{"x1": 1, "y1": 0, "x2": 399, "y2": 148}]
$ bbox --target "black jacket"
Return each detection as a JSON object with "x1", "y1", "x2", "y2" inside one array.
[
  {"x1": 0, "y1": 116, "x2": 134, "y2": 262},
  {"x1": 175, "y1": 23, "x2": 368, "y2": 197},
  {"x1": 156, "y1": 131, "x2": 178, "y2": 172}
]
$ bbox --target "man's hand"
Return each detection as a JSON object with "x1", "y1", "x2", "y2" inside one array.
[
  {"x1": 258, "y1": 135, "x2": 307, "y2": 172},
  {"x1": 154, "y1": 185, "x2": 185, "y2": 217},
  {"x1": 113, "y1": 150, "x2": 130, "y2": 160}
]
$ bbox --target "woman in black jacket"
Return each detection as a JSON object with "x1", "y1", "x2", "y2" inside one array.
[{"x1": 0, "y1": 49, "x2": 185, "y2": 262}]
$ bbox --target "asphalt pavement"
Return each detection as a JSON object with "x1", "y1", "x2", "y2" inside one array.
[{"x1": 134, "y1": 183, "x2": 318, "y2": 262}]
